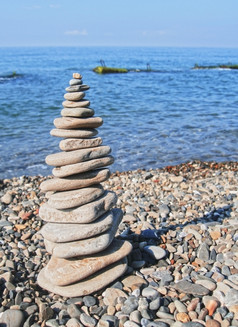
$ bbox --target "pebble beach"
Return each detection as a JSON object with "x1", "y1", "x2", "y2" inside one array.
[{"x1": 0, "y1": 160, "x2": 238, "y2": 327}]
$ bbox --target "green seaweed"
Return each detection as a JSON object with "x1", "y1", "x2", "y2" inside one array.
[
  {"x1": 93, "y1": 66, "x2": 128, "y2": 74},
  {"x1": 193, "y1": 64, "x2": 238, "y2": 70}
]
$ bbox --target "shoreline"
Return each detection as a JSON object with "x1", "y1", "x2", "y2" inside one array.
[{"x1": 0, "y1": 160, "x2": 238, "y2": 326}]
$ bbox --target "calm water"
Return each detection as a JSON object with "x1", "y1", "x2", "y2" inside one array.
[{"x1": 0, "y1": 46, "x2": 238, "y2": 178}]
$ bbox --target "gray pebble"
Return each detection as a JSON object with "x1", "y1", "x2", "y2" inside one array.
[
  {"x1": 69, "y1": 78, "x2": 82, "y2": 86},
  {"x1": 80, "y1": 313, "x2": 97, "y2": 326},
  {"x1": 83, "y1": 295, "x2": 96, "y2": 307},
  {"x1": 129, "y1": 310, "x2": 141, "y2": 324},
  {"x1": 174, "y1": 300, "x2": 187, "y2": 313},
  {"x1": 101, "y1": 314, "x2": 119, "y2": 325},
  {"x1": 147, "y1": 322, "x2": 169, "y2": 327},
  {"x1": 67, "y1": 303, "x2": 82, "y2": 318},
  {"x1": 45, "y1": 320, "x2": 59, "y2": 327},
  {"x1": 159, "y1": 204, "x2": 170, "y2": 218},
  {"x1": 141, "y1": 287, "x2": 159, "y2": 300},
  {"x1": 228, "y1": 274, "x2": 238, "y2": 284},
  {"x1": 121, "y1": 297, "x2": 139, "y2": 314},
  {"x1": 225, "y1": 289, "x2": 238, "y2": 307},
  {"x1": 66, "y1": 318, "x2": 83, "y2": 327},
  {"x1": 197, "y1": 243, "x2": 210, "y2": 261},
  {"x1": 0, "y1": 309, "x2": 25, "y2": 327},
  {"x1": 149, "y1": 298, "x2": 161, "y2": 311},
  {"x1": 222, "y1": 265, "x2": 231, "y2": 276},
  {"x1": 25, "y1": 304, "x2": 38, "y2": 315}
]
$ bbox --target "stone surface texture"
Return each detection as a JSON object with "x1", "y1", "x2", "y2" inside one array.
[{"x1": 37, "y1": 73, "x2": 130, "y2": 297}]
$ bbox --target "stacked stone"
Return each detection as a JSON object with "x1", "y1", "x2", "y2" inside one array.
[{"x1": 37, "y1": 73, "x2": 132, "y2": 297}]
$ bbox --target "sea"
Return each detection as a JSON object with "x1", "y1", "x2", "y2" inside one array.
[{"x1": 0, "y1": 46, "x2": 238, "y2": 179}]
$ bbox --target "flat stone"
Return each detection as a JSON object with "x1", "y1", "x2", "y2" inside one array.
[
  {"x1": 228, "y1": 274, "x2": 238, "y2": 285},
  {"x1": 0, "y1": 309, "x2": 25, "y2": 327},
  {"x1": 40, "y1": 168, "x2": 110, "y2": 192},
  {"x1": 46, "y1": 146, "x2": 111, "y2": 166},
  {"x1": 61, "y1": 107, "x2": 94, "y2": 118},
  {"x1": 50, "y1": 128, "x2": 97, "y2": 138},
  {"x1": 83, "y1": 296, "x2": 96, "y2": 307},
  {"x1": 44, "y1": 239, "x2": 132, "y2": 285},
  {"x1": 174, "y1": 300, "x2": 187, "y2": 313},
  {"x1": 63, "y1": 100, "x2": 90, "y2": 108},
  {"x1": 103, "y1": 287, "x2": 128, "y2": 306},
  {"x1": 141, "y1": 287, "x2": 159, "y2": 299},
  {"x1": 195, "y1": 279, "x2": 216, "y2": 291},
  {"x1": 1, "y1": 192, "x2": 13, "y2": 204},
  {"x1": 206, "y1": 320, "x2": 221, "y2": 327},
  {"x1": 121, "y1": 275, "x2": 148, "y2": 289},
  {"x1": 197, "y1": 243, "x2": 210, "y2": 261},
  {"x1": 72, "y1": 73, "x2": 82, "y2": 79},
  {"x1": 170, "y1": 175, "x2": 183, "y2": 183},
  {"x1": 66, "y1": 318, "x2": 82, "y2": 327},
  {"x1": 65, "y1": 85, "x2": 89, "y2": 92},
  {"x1": 41, "y1": 209, "x2": 114, "y2": 243},
  {"x1": 64, "y1": 92, "x2": 85, "y2": 101},
  {"x1": 124, "y1": 322, "x2": 140, "y2": 327},
  {"x1": 40, "y1": 190, "x2": 117, "y2": 223},
  {"x1": 37, "y1": 257, "x2": 128, "y2": 297},
  {"x1": 143, "y1": 246, "x2": 166, "y2": 260},
  {"x1": 80, "y1": 313, "x2": 97, "y2": 327},
  {"x1": 52, "y1": 156, "x2": 114, "y2": 177},
  {"x1": 47, "y1": 185, "x2": 104, "y2": 209},
  {"x1": 59, "y1": 137, "x2": 102, "y2": 151},
  {"x1": 224, "y1": 289, "x2": 238, "y2": 307},
  {"x1": 44, "y1": 208, "x2": 122, "y2": 258},
  {"x1": 172, "y1": 280, "x2": 210, "y2": 296},
  {"x1": 54, "y1": 117, "x2": 103, "y2": 129},
  {"x1": 69, "y1": 78, "x2": 82, "y2": 86}
]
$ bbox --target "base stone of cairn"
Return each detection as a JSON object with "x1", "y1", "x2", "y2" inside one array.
[{"x1": 37, "y1": 73, "x2": 132, "y2": 297}]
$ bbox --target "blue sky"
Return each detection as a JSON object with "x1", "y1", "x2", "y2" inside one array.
[{"x1": 1, "y1": 0, "x2": 238, "y2": 47}]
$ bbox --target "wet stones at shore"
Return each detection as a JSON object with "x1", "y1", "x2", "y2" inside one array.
[
  {"x1": 0, "y1": 161, "x2": 238, "y2": 325},
  {"x1": 37, "y1": 73, "x2": 131, "y2": 297}
]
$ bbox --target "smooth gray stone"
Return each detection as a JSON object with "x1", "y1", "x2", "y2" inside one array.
[
  {"x1": 39, "y1": 190, "x2": 117, "y2": 224},
  {"x1": 0, "y1": 309, "x2": 25, "y2": 327},
  {"x1": 44, "y1": 208, "x2": 123, "y2": 258},
  {"x1": 65, "y1": 84, "x2": 89, "y2": 92},
  {"x1": 53, "y1": 116, "x2": 103, "y2": 130},
  {"x1": 62, "y1": 99, "x2": 90, "y2": 108},
  {"x1": 172, "y1": 280, "x2": 210, "y2": 296},
  {"x1": 52, "y1": 156, "x2": 114, "y2": 178},
  {"x1": 197, "y1": 243, "x2": 210, "y2": 261},
  {"x1": 46, "y1": 145, "x2": 111, "y2": 166},
  {"x1": 37, "y1": 257, "x2": 127, "y2": 298},
  {"x1": 40, "y1": 168, "x2": 110, "y2": 192},
  {"x1": 224, "y1": 289, "x2": 238, "y2": 307},
  {"x1": 64, "y1": 92, "x2": 85, "y2": 101},
  {"x1": 50, "y1": 128, "x2": 97, "y2": 138},
  {"x1": 40, "y1": 209, "x2": 114, "y2": 243},
  {"x1": 80, "y1": 313, "x2": 97, "y2": 327},
  {"x1": 59, "y1": 137, "x2": 102, "y2": 151},
  {"x1": 143, "y1": 246, "x2": 166, "y2": 260},
  {"x1": 44, "y1": 239, "x2": 132, "y2": 286},
  {"x1": 228, "y1": 273, "x2": 238, "y2": 285},
  {"x1": 61, "y1": 107, "x2": 94, "y2": 118},
  {"x1": 47, "y1": 185, "x2": 104, "y2": 209},
  {"x1": 69, "y1": 78, "x2": 82, "y2": 86}
]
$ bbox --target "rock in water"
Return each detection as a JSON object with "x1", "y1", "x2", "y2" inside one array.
[{"x1": 37, "y1": 73, "x2": 131, "y2": 297}]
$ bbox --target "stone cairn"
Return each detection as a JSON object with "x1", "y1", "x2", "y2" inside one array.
[{"x1": 37, "y1": 73, "x2": 132, "y2": 297}]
